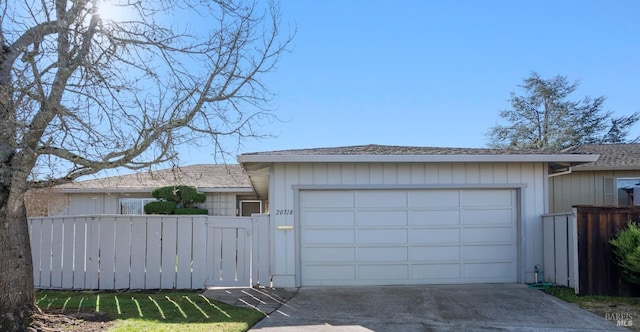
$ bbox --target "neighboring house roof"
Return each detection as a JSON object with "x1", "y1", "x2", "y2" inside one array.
[
  {"x1": 57, "y1": 164, "x2": 253, "y2": 194},
  {"x1": 564, "y1": 144, "x2": 640, "y2": 171},
  {"x1": 238, "y1": 144, "x2": 600, "y2": 199}
]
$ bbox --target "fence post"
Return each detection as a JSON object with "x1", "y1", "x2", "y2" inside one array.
[{"x1": 569, "y1": 208, "x2": 579, "y2": 293}]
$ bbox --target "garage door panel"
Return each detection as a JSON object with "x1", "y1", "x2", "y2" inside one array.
[
  {"x1": 409, "y1": 211, "x2": 460, "y2": 225},
  {"x1": 462, "y1": 227, "x2": 513, "y2": 243},
  {"x1": 356, "y1": 191, "x2": 406, "y2": 208},
  {"x1": 461, "y1": 190, "x2": 513, "y2": 207},
  {"x1": 301, "y1": 191, "x2": 354, "y2": 208},
  {"x1": 357, "y1": 211, "x2": 407, "y2": 226},
  {"x1": 463, "y1": 245, "x2": 515, "y2": 260},
  {"x1": 412, "y1": 264, "x2": 461, "y2": 279},
  {"x1": 359, "y1": 265, "x2": 408, "y2": 280},
  {"x1": 304, "y1": 211, "x2": 355, "y2": 227},
  {"x1": 464, "y1": 262, "x2": 516, "y2": 281},
  {"x1": 303, "y1": 229, "x2": 354, "y2": 244},
  {"x1": 358, "y1": 247, "x2": 407, "y2": 261},
  {"x1": 358, "y1": 229, "x2": 407, "y2": 244},
  {"x1": 304, "y1": 247, "x2": 355, "y2": 262},
  {"x1": 300, "y1": 189, "x2": 518, "y2": 286},
  {"x1": 408, "y1": 190, "x2": 460, "y2": 207},
  {"x1": 304, "y1": 265, "x2": 355, "y2": 281},
  {"x1": 410, "y1": 246, "x2": 460, "y2": 261},
  {"x1": 409, "y1": 228, "x2": 460, "y2": 244},
  {"x1": 461, "y1": 209, "x2": 513, "y2": 225}
]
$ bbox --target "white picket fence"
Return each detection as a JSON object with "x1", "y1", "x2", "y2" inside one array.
[
  {"x1": 542, "y1": 211, "x2": 578, "y2": 290},
  {"x1": 28, "y1": 214, "x2": 271, "y2": 290}
]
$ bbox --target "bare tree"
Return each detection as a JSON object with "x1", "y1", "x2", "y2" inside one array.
[
  {"x1": 25, "y1": 188, "x2": 68, "y2": 217},
  {"x1": 0, "y1": 0, "x2": 292, "y2": 329}
]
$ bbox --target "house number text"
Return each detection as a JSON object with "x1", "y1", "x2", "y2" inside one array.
[{"x1": 275, "y1": 209, "x2": 294, "y2": 215}]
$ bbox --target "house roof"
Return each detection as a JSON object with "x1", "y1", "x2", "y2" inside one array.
[
  {"x1": 57, "y1": 164, "x2": 253, "y2": 194},
  {"x1": 564, "y1": 144, "x2": 640, "y2": 171},
  {"x1": 238, "y1": 144, "x2": 599, "y2": 163},
  {"x1": 238, "y1": 144, "x2": 600, "y2": 199}
]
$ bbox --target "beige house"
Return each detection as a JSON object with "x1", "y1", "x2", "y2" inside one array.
[
  {"x1": 49, "y1": 164, "x2": 264, "y2": 217},
  {"x1": 549, "y1": 144, "x2": 640, "y2": 213}
]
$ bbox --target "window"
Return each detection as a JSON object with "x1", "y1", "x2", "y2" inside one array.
[
  {"x1": 240, "y1": 200, "x2": 262, "y2": 216},
  {"x1": 120, "y1": 198, "x2": 156, "y2": 215},
  {"x1": 616, "y1": 178, "x2": 640, "y2": 206}
]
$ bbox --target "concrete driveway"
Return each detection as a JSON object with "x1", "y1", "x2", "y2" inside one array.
[{"x1": 250, "y1": 284, "x2": 626, "y2": 331}]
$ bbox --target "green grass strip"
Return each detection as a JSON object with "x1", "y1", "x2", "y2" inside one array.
[
  {"x1": 62, "y1": 297, "x2": 71, "y2": 311},
  {"x1": 148, "y1": 296, "x2": 166, "y2": 319},
  {"x1": 114, "y1": 295, "x2": 121, "y2": 315},
  {"x1": 132, "y1": 297, "x2": 144, "y2": 317},
  {"x1": 184, "y1": 295, "x2": 209, "y2": 319},
  {"x1": 199, "y1": 294, "x2": 231, "y2": 318},
  {"x1": 165, "y1": 296, "x2": 187, "y2": 318}
]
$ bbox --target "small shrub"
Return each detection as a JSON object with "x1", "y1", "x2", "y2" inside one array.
[
  {"x1": 151, "y1": 186, "x2": 180, "y2": 203},
  {"x1": 144, "y1": 201, "x2": 176, "y2": 214},
  {"x1": 151, "y1": 185, "x2": 206, "y2": 208},
  {"x1": 175, "y1": 207, "x2": 209, "y2": 215},
  {"x1": 610, "y1": 222, "x2": 640, "y2": 284}
]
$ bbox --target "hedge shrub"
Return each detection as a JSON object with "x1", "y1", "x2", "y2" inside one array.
[
  {"x1": 144, "y1": 201, "x2": 176, "y2": 215},
  {"x1": 175, "y1": 208, "x2": 209, "y2": 215},
  {"x1": 151, "y1": 185, "x2": 206, "y2": 208},
  {"x1": 610, "y1": 222, "x2": 640, "y2": 285}
]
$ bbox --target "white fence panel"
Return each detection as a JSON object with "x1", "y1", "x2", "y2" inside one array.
[
  {"x1": 161, "y1": 217, "x2": 178, "y2": 289},
  {"x1": 72, "y1": 217, "x2": 88, "y2": 289},
  {"x1": 252, "y1": 214, "x2": 272, "y2": 286},
  {"x1": 191, "y1": 218, "x2": 208, "y2": 288},
  {"x1": 99, "y1": 217, "x2": 116, "y2": 290},
  {"x1": 86, "y1": 218, "x2": 100, "y2": 289},
  {"x1": 50, "y1": 218, "x2": 64, "y2": 288},
  {"x1": 114, "y1": 219, "x2": 132, "y2": 289},
  {"x1": 61, "y1": 218, "x2": 75, "y2": 289},
  {"x1": 145, "y1": 220, "x2": 162, "y2": 289},
  {"x1": 129, "y1": 217, "x2": 147, "y2": 288},
  {"x1": 542, "y1": 212, "x2": 578, "y2": 289},
  {"x1": 29, "y1": 213, "x2": 271, "y2": 290}
]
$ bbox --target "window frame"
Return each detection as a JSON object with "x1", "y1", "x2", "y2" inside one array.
[{"x1": 119, "y1": 198, "x2": 157, "y2": 215}]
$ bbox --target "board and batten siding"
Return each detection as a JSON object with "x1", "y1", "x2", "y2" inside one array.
[
  {"x1": 268, "y1": 162, "x2": 548, "y2": 287},
  {"x1": 549, "y1": 170, "x2": 640, "y2": 213},
  {"x1": 60, "y1": 192, "x2": 239, "y2": 216}
]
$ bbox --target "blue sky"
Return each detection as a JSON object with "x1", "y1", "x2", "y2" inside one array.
[{"x1": 180, "y1": 1, "x2": 640, "y2": 164}]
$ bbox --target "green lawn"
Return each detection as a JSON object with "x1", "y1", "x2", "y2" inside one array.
[{"x1": 36, "y1": 290, "x2": 266, "y2": 332}]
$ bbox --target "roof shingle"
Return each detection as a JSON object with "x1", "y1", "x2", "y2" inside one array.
[
  {"x1": 57, "y1": 164, "x2": 250, "y2": 192},
  {"x1": 242, "y1": 144, "x2": 593, "y2": 156},
  {"x1": 565, "y1": 144, "x2": 640, "y2": 169}
]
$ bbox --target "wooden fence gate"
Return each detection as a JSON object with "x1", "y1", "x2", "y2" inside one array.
[
  {"x1": 205, "y1": 215, "x2": 271, "y2": 287},
  {"x1": 28, "y1": 214, "x2": 271, "y2": 290}
]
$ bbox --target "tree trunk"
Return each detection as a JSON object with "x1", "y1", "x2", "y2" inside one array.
[{"x1": 0, "y1": 167, "x2": 37, "y2": 331}]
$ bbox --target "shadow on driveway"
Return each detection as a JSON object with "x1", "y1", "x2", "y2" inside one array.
[{"x1": 249, "y1": 284, "x2": 627, "y2": 331}]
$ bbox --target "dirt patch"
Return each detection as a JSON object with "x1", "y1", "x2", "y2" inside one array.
[
  {"x1": 577, "y1": 301, "x2": 639, "y2": 331},
  {"x1": 29, "y1": 310, "x2": 117, "y2": 332}
]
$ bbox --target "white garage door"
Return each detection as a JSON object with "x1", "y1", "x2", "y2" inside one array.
[{"x1": 300, "y1": 189, "x2": 518, "y2": 286}]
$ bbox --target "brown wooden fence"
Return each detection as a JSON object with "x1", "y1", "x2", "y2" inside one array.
[{"x1": 575, "y1": 205, "x2": 640, "y2": 296}]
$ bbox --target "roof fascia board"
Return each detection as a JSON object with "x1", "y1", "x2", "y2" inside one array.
[{"x1": 238, "y1": 154, "x2": 600, "y2": 164}]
